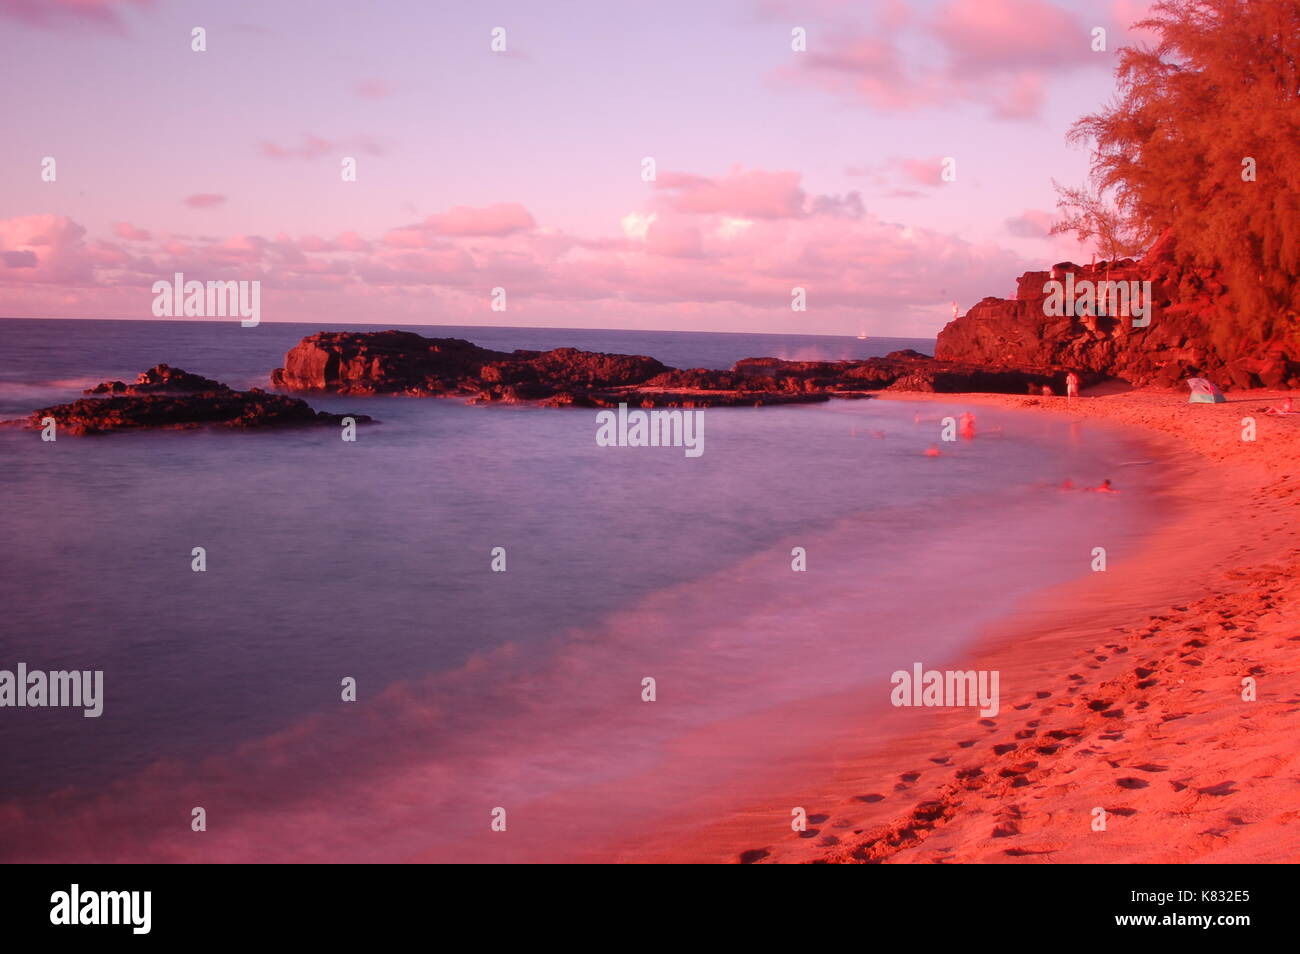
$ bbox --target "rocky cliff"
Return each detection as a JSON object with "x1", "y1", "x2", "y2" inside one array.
[{"x1": 936, "y1": 230, "x2": 1298, "y2": 390}]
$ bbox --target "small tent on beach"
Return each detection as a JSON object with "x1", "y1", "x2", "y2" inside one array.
[{"x1": 1186, "y1": 377, "x2": 1227, "y2": 404}]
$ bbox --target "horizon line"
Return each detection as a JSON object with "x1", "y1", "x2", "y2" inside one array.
[{"x1": 0, "y1": 316, "x2": 939, "y2": 341}]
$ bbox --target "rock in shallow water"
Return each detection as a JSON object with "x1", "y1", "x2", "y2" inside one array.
[{"x1": 15, "y1": 367, "x2": 373, "y2": 436}]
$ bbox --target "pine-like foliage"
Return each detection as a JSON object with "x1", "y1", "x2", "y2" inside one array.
[{"x1": 1062, "y1": 0, "x2": 1300, "y2": 357}]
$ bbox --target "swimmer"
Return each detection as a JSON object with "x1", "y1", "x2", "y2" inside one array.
[
  {"x1": 923, "y1": 444, "x2": 943, "y2": 457},
  {"x1": 958, "y1": 412, "x2": 976, "y2": 440},
  {"x1": 1089, "y1": 479, "x2": 1119, "y2": 494}
]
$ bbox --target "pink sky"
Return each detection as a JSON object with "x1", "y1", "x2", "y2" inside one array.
[{"x1": 0, "y1": 0, "x2": 1156, "y2": 336}]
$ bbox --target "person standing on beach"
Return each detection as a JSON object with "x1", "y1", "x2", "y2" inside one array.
[{"x1": 1066, "y1": 372, "x2": 1080, "y2": 400}]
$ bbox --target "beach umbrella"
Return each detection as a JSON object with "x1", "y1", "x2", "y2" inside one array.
[{"x1": 1186, "y1": 377, "x2": 1226, "y2": 404}]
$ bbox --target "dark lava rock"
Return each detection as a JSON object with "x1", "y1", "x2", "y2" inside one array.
[{"x1": 20, "y1": 368, "x2": 373, "y2": 436}]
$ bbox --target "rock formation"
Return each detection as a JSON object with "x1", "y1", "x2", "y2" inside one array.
[
  {"x1": 936, "y1": 230, "x2": 1299, "y2": 389},
  {"x1": 84, "y1": 364, "x2": 229, "y2": 395},
  {"x1": 17, "y1": 365, "x2": 372, "y2": 435},
  {"x1": 271, "y1": 332, "x2": 1062, "y2": 407}
]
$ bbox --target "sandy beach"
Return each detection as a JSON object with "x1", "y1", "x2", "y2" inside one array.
[{"x1": 621, "y1": 387, "x2": 1300, "y2": 863}]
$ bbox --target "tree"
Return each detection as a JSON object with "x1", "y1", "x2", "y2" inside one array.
[{"x1": 1057, "y1": 0, "x2": 1300, "y2": 354}]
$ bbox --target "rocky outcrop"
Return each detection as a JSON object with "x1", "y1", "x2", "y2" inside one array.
[
  {"x1": 269, "y1": 331, "x2": 669, "y2": 400},
  {"x1": 936, "y1": 230, "x2": 1299, "y2": 389},
  {"x1": 84, "y1": 364, "x2": 229, "y2": 395},
  {"x1": 18, "y1": 368, "x2": 372, "y2": 436},
  {"x1": 272, "y1": 333, "x2": 1062, "y2": 407}
]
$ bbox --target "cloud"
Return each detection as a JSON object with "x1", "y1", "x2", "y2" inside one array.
[
  {"x1": 844, "y1": 157, "x2": 946, "y2": 197},
  {"x1": 3, "y1": 249, "x2": 38, "y2": 268},
  {"x1": 112, "y1": 221, "x2": 152, "y2": 241},
  {"x1": 1005, "y1": 208, "x2": 1056, "y2": 239},
  {"x1": 422, "y1": 203, "x2": 537, "y2": 238},
  {"x1": 183, "y1": 194, "x2": 226, "y2": 209},
  {"x1": 932, "y1": 0, "x2": 1094, "y2": 76},
  {"x1": 644, "y1": 221, "x2": 704, "y2": 259},
  {"x1": 898, "y1": 158, "x2": 945, "y2": 187},
  {"x1": 2, "y1": 164, "x2": 1036, "y2": 335},
  {"x1": 0, "y1": 214, "x2": 94, "y2": 283},
  {"x1": 807, "y1": 192, "x2": 865, "y2": 218},
  {"x1": 621, "y1": 211, "x2": 657, "y2": 241},
  {"x1": 0, "y1": 0, "x2": 152, "y2": 32},
  {"x1": 777, "y1": 0, "x2": 1108, "y2": 121},
  {"x1": 653, "y1": 167, "x2": 806, "y2": 219},
  {"x1": 259, "y1": 134, "x2": 385, "y2": 161}
]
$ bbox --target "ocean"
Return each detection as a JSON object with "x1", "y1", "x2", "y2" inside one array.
[{"x1": 0, "y1": 318, "x2": 1170, "y2": 861}]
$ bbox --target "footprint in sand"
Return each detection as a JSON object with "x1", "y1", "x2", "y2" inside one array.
[
  {"x1": 1116, "y1": 777, "x2": 1149, "y2": 789},
  {"x1": 853, "y1": 793, "x2": 886, "y2": 803},
  {"x1": 738, "y1": 847, "x2": 770, "y2": 863},
  {"x1": 1197, "y1": 781, "x2": 1238, "y2": 797},
  {"x1": 999, "y1": 762, "x2": 1038, "y2": 778},
  {"x1": 1046, "y1": 728, "x2": 1084, "y2": 740}
]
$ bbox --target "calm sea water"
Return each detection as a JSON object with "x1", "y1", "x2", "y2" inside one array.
[{"x1": 0, "y1": 319, "x2": 1168, "y2": 862}]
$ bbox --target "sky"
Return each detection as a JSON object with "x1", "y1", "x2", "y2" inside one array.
[{"x1": 0, "y1": 0, "x2": 1157, "y2": 336}]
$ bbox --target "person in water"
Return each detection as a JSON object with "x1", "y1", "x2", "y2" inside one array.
[
  {"x1": 1089, "y1": 479, "x2": 1118, "y2": 493},
  {"x1": 958, "y1": 412, "x2": 976, "y2": 440}
]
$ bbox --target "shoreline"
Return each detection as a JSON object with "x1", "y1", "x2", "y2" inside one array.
[{"x1": 611, "y1": 387, "x2": 1300, "y2": 863}]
